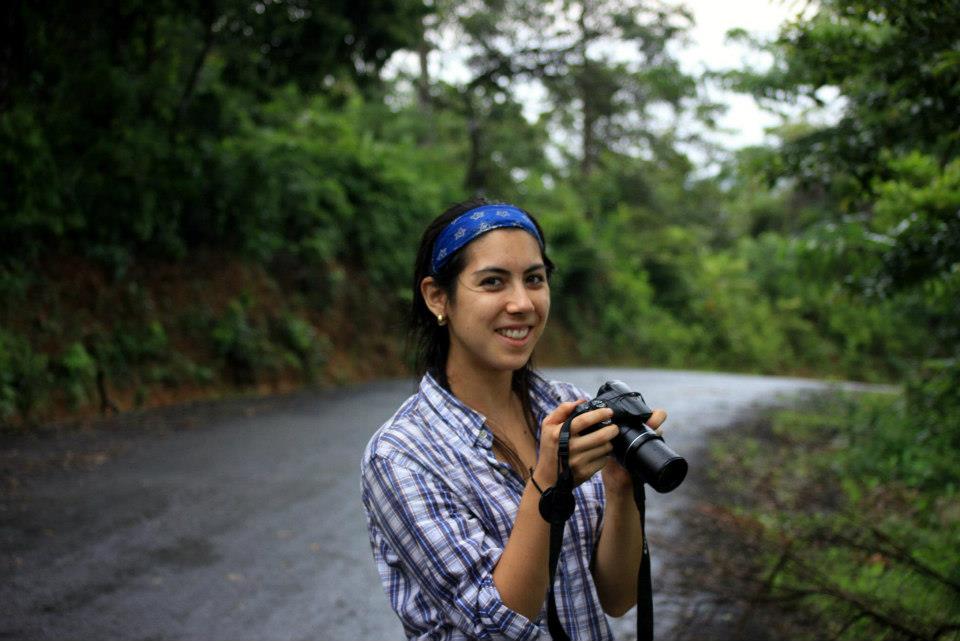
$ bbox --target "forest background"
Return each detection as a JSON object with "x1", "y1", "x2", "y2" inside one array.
[{"x1": 1, "y1": 1, "x2": 958, "y2": 638}]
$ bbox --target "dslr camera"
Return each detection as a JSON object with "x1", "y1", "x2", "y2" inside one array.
[{"x1": 573, "y1": 381, "x2": 687, "y2": 493}]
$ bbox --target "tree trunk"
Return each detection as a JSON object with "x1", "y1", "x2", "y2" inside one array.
[
  {"x1": 577, "y1": 1, "x2": 596, "y2": 182},
  {"x1": 462, "y1": 91, "x2": 487, "y2": 197},
  {"x1": 416, "y1": 16, "x2": 435, "y2": 146},
  {"x1": 173, "y1": 10, "x2": 216, "y2": 132}
]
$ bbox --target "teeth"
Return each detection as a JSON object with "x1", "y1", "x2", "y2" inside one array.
[{"x1": 498, "y1": 327, "x2": 530, "y2": 339}]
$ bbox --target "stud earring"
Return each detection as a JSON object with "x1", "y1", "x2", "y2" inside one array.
[{"x1": 437, "y1": 313, "x2": 447, "y2": 326}]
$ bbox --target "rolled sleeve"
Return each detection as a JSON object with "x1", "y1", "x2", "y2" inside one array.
[{"x1": 364, "y1": 454, "x2": 541, "y2": 641}]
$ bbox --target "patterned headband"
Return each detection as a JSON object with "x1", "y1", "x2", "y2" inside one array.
[{"x1": 431, "y1": 204, "x2": 544, "y2": 274}]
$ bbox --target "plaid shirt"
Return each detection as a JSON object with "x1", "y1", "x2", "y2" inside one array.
[{"x1": 361, "y1": 372, "x2": 613, "y2": 641}]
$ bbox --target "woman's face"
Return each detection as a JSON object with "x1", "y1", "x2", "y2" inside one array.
[{"x1": 441, "y1": 229, "x2": 551, "y2": 376}]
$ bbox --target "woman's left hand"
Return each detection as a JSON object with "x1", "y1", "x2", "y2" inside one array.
[{"x1": 601, "y1": 409, "x2": 668, "y2": 494}]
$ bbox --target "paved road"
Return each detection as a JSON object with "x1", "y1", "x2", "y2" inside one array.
[{"x1": 0, "y1": 368, "x2": 873, "y2": 640}]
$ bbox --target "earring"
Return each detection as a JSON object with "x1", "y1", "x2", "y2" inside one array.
[{"x1": 437, "y1": 313, "x2": 447, "y2": 326}]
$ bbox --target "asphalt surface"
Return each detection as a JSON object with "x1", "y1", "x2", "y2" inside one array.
[{"x1": 0, "y1": 368, "x2": 873, "y2": 640}]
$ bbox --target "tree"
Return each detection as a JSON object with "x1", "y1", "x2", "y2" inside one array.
[
  {"x1": 464, "y1": 0, "x2": 701, "y2": 179},
  {"x1": 724, "y1": 0, "x2": 960, "y2": 350},
  {"x1": 0, "y1": 0, "x2": 429, "y2": 266},
  {"x1": 724, "y1": 0, "x2": 960, "y2": 202},
  {"x1": 408, "y1": 0, "x2": 710, "y2": 201}
]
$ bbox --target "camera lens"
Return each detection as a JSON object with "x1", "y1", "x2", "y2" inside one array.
[{"x1": 621, "y1": 428, "x2": 688, "y2": 493}]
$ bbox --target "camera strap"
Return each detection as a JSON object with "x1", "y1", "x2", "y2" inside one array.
[
  {"x1": 539, "y1": 415, "x2": 576, "y2": 641},
  {"x1": 539, "y1": 415, "x2": 654, "y2": 641},
  {"x1": 633, "y1": 478, "x2": 654, "y2": 641}
]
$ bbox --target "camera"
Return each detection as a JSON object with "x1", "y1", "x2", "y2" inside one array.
[{"x1": 573, "y1": 381, "x2": 687, "y2": 493}]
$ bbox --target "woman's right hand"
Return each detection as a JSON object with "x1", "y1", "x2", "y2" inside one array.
[{"x1": 533, "y1": 400, "x2": 620, "y2": 488}]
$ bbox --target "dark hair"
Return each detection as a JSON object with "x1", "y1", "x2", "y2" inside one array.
[{"x1": 409, "y1": 197, "x2": 555, "y2": 477}]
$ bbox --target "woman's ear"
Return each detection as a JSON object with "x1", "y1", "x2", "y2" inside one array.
[{"x1": 420, "y1": 276, "x2": 448, "y2": 318}]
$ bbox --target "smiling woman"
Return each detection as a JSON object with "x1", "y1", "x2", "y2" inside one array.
[
  {"x1": 360, "y1": 198, "x2": 668, "y2": 640},
  {"x1": 425, "y1": 229, "x2": 550, "y2": 376}
]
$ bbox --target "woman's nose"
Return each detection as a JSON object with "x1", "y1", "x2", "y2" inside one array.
[{"x1": 505, "y1": 284, "x2": 535, "y2": 314}]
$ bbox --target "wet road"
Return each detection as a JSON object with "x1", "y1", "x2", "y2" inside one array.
[{"x1": 0, "y1": 368, "x2": 875, "y2": 640}]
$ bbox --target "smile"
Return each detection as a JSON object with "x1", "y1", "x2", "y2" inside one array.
[{"x1": 496, "y1": 327, "x2": 531, "y2": 340}]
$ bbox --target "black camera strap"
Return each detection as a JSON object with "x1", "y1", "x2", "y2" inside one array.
[
  {"x1": 633, "y1": 478, "x2": 654, "y2": 641},
  {"x1": 539, "y1": 416, "x2": 576, "y2": 641},
  {"x1": 539, "y1": 415, "x2": 654, "y2": 641}
]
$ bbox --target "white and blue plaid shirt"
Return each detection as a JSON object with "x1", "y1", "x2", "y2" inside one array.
[{"x1": 361, "y1": 371, "x2": 613, "y2": 641}]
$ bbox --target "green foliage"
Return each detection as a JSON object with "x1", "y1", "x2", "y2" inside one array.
[
  {"x1": 873, "y1": 155, "x2": 960, "y2": 302},
  {"x1": 274, "y1": 314, "x2": 331, "y2": 382},
  {"x1": 707, "y1": 385, "x2": 960, "y2": 640},
  {"x1": 207, "y1": 296, "x2": 333, "y2": 387},
  {"x1": 3, "y1": 0, "x2": 956, "y2": 428},
  {"x1": 0, "y1": 1, "x2": 429, "y2": 270},
  {"x1": 723, "y1": 0, "x2": 960, "y2": 198},
  {"x1": 714, "y1": 0, "x2": 960, "y2": 385},
  {"x1": 90, "y1": 320, "x2": 199, "y2": 398},
  {"x1": 786, "y1": 153, "x2": 960, "y2": 366},
  {"x1": 215, "y1": 89, "x2": 452, "y2": 296},
  {"x1": 0, "y1": 329, "x2": 51, "y2": 422},
  {"x1": 690, "y1": 251, "x2": 792, "y2": 372},
  {"x1": 210, "y1": 298, "x2": 279, "y2": 385},
  {"x1": 0, "y1": 106, "x2": 75, "y2": 255},
  {"x1": 57, "y1": 342, "x2": 97, "y2": 409}
]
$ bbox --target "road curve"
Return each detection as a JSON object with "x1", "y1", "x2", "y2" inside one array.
[{"x1": 0, "y1": 368, "x2": 880, "y2": 640}]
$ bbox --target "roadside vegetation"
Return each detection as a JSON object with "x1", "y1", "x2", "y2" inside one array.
[
  {"x1": 684, "y1": 380, "x2": 960, "y2": 641},
  {"x1": 3, "y1": 1, "x2": 954, "y2": 429},
  {"x1": 2, "y1": 0, "x2": 957, "y2": 633}
]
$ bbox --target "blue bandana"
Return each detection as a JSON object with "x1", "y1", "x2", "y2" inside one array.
[{"x1": 431, "y1": 204, "x2": 543, "y2": 274}]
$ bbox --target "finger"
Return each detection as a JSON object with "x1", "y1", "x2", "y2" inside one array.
[
  {"x1": 544, "y1": 400, "x2": 585, "y2": 426},
  {"x1": 645, "y1": 409, "x2": 667, "y2": 431},
  {"x1": 571, "y1": 453, "x2": 610, "y2": 484},
  {"x1": 571, "y1": 444, "x2": 612, "y2": 467},
  {"x1": 569, "y1": 408, "x2": 614, "y2": 435},
  {"x1": 573, "y1": 423, "x2": 619, "y2": 450},
  {"x1": 571, "y1": 428, "x2": 617, "y2": 466}
]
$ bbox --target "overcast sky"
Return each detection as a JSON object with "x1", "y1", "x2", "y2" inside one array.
[{"x1": 676, "y1": 0, "x2": 806, "y2": 148}]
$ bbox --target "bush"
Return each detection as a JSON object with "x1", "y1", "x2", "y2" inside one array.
[
  {"x1": 0, "y1": 329, "x2": 52, "y2": 423},
  {"x1": 703, "y1": 387, "x2": 960, "y2": 640},
  {"x1": 211, "y1": 298, "x2": 277, "y2": 385},
  {"x1": 57, "y1": 342, "x2": 97, "y2": 409},
  {"x1": 274, "y1": 314, "x2": 330, "y2": 382}
]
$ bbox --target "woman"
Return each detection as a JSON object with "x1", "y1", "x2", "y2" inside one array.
[{"x1": 361, "y1": 199, "x2": 667, "y2": 640}]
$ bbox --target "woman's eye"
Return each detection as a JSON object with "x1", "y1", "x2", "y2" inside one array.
[
  {"x1": 480, "y1": 277, "x2": 503, "y2": 288},
  {"x1": 526, "y1": 273, "x2": 546, "y2": 286}
]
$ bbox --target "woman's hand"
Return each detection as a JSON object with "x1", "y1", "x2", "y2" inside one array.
[
  {"x1": 601, "y1": 409, "x2": 668, "y2": 494},
  {"x1": 533, "y1": 400, "x2": 621, "y2": 488}
]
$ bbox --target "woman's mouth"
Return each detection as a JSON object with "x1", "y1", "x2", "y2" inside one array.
[{"x1": 496, "y1": 327, "x2": 531, "y2": 340}]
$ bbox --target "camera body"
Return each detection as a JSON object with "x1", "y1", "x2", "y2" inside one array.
[{"x1": 572, "y1": 381, "x2": 687, "y2": 493}]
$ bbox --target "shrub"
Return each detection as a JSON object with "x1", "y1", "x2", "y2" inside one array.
[
  {"x1": 0, "y1": 329, "x2": 52, "y2": 423},
  {"x1": 57, "y1": 342, "x2": 97, "y2": 409},
  {"x1": 274, "y1": 314, "x2": 330, "y2": 382},
  {"x1": 211, "y1": 298, "x2": 280, "y2": 385}
]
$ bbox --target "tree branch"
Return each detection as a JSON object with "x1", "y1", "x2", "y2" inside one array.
[
  {"x1": 172, "y1": 11, "x2": 216, "y2": 131},
  {"x1": 777, "y1": 554, "x2": 932, "y2": 641}
]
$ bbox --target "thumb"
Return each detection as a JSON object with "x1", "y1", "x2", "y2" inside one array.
[{"x1": 646, "y1": 409, "x2": 667, "y2": 430}]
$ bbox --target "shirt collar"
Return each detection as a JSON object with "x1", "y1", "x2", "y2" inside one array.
[
  {"x1": 417, "y1": 370, "x2": 562, "y2": 450},
  {"x1": 418, "y1": 372, "x2": 490, "y2": 450}
]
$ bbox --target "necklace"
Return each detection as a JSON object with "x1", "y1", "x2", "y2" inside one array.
[{"x1": 485, "y1": 395, "x2": 538, "y2": 480}]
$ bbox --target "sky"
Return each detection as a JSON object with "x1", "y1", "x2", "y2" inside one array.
[{"x1": 674, "y1": 0, "x2": 807, "y2": 148}]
